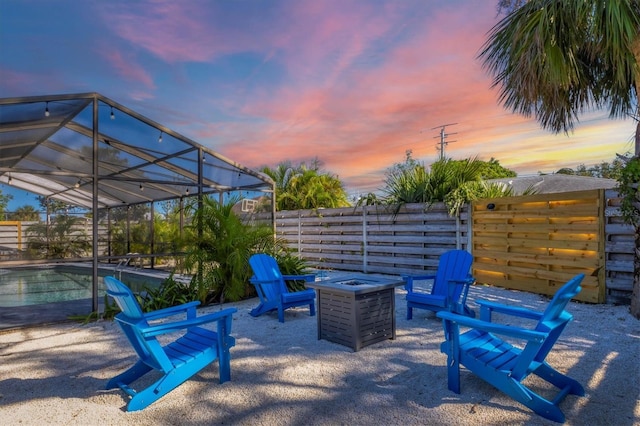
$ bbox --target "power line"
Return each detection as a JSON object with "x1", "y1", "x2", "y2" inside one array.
[{"x1": 430, "y1": 123, "x2": 458, "y2": 159}]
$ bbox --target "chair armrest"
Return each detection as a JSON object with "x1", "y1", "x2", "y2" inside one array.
[
  {"x1": 139, "y1": 307, "x2": 238, "y2": 338},
  {"x1": 143, "y1": 301, "x2": 201, "y2": 320},
  {"x1": 446, "y1": 277, "x2": 475, "y2": 286},
  {"x1": 437, "y1": 311, "x2": 546, "y2": 343},
  {"x1": 446, "y1": 277, "x2": 475, "y2": 307},
  {"x1": 282, "y1": 274, "x2": 315, "y2": 282},
  {"x1": 476, "y1": 299, "x2": 543, "y2": 322}
]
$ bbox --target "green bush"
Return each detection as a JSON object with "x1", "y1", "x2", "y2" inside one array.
[
  {"x1": 139, "y1": 274, "x2": 194, "y2": 312},
  {"x1": 183, "y1": 196, "x2": 278, "y2": 305}
]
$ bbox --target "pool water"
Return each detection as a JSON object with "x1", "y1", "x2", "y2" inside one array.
[{"x1": 0, "y1": 265, "x2": 163, "y2": 307}]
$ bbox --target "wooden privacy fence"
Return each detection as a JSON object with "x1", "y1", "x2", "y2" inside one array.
[
  {"x1": 245, "y1": 189, "x2": 634, "y2": 304},
  {"x1": 0, "y1": 220, "x2": 108, "y2": 261},
  {"x1": 0, "y1": 221, "x2": 25, "y2": 258},
  {"x1": 603, "y1": 188, "x2": 636, "y2": 304},
  {"x1": 471, "y1": 190, "x2": 605, "y2": 303},
  {"x1": 248, "y1": 203, "x2": 470, "y2": 276}
]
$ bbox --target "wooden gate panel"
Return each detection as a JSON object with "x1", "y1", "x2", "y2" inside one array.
[{"x1": 472, "y1": 190, "x2": 605, "y2": 303}]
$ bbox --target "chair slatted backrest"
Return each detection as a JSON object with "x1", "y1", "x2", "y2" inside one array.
[
  {"x1": 105, "y1": 276, "x2": 145, "y2": 320},
  {"x1": 104, "y1": 276, "x2": 171, "y2": 372},
  {"x1": 533, "y1": 273, "x2": 583, "y2": 361},
  {"x1": 511, "y1": 273, "x2": 584, "y2": 380},
  {"x1": 249, "y1": 254, "x2": 288, "y2": 299},
  {"x1": 433, "y1": 250, "x2": 473, "y2": 299}
]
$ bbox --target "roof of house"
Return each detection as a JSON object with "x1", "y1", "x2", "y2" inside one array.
[{"x1": 487, "y1": 174, "x2": 618, "y2": 195}]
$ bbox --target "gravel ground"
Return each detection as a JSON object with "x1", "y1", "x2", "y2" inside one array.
[{"x1": 1, "y1": 279, "x2": 638, "y2": 426}]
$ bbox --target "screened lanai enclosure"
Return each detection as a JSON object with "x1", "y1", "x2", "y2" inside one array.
[{"x1": 0, "y1": 93, "x2": 275, "y2": 329}]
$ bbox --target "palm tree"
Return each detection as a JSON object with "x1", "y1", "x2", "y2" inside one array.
[
  {"x1": 8, "y1": 205, "x2": 39, "y2": 221},
  {"x1": 183, "y1": 196, "x2": 276, "y2": 305},
  {"x1": 383, "y1": 157, "x2": 503, "y2": 215},
  {"x1": 261, "y1": 161, "x2": 350, "y2": 210},
  {"x1": 480, "y1": 0, "x2": 640, "y2": 317},
  {"x1": 482, "y1": 0, "x2": 639, "y2": 151},
  {"x1": 260, "y1": 162, "x2": 297, "y2": 195}
]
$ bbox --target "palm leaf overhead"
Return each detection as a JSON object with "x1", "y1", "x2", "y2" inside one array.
[{"x1": 480, "y1": 0, "x2": 639, "y2": 138}]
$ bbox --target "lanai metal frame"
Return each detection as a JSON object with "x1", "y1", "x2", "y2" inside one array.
[{"x1": 0, "y1": 92, "x2": 275, "y2": 312}]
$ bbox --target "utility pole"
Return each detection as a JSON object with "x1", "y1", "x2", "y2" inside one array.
[{"x1": 431, "y1": 123, "x2": 457, "y2": 159}]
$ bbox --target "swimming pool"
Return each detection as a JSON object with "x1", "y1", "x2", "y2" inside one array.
[{"x1": 0, "y1": 265, "x2": 164, "y2": 307}]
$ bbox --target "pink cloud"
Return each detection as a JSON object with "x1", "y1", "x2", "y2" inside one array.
[
  {"x1": 101, "y1": 47, "x2": 156, "y2": 91},
  {"x1": 0, "y1": 67, "x2": 85, "y2": 97},
  {"x1": 0, "y1": 68, "x2": 33, "y2": 89},
  {"x1": 97, "y1": 0, "x2": 274, "y2": 63}
]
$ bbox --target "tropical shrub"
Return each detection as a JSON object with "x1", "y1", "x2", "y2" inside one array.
[
  {"x1": 139, "y1": 274, "x2": 194, "y2": 312},
  {"x1": 183, "y1": 196, "x2": 277, "y2": 305},
  {"x1": 261, "y1": 160, "x2": 350, "y2": 210},
  {"x1": 618, "y1": 156, "x2": 640, "y2": 225},
  {"x1": 381, "y1": 154, "x2": 523, "y2": 215}
]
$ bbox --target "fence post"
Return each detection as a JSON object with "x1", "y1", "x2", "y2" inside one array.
[
  {"x1": 455, "y1": 214, "x2": 461, "y2": 250},
  {"x1": 466, "y1": 204, "x2": 472, "y2": 253},
  {"x1": 297, "y1": 210, "x2": 302, "y2": 255},
  {"x1": 362, "y1": 206, "x2": 368, "y2": 273}
]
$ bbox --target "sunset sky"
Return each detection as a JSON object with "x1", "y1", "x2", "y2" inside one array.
[{"x1": 0, "y1": 0, "x2": 635, "y2": 206}]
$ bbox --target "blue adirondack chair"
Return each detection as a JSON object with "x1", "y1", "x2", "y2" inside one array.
[
  {"x1": 402, "y1": 249, "x2": 475, "y2": 320},
  {"x1": 437, "y1": 274, "x2": 585, "y2": 423},
  {"x1": 248, "y1": 253, "x2": 316, "y2": 323},
  {"x1": 104, "y1": 276, "x2": 237, "y2": 411}
]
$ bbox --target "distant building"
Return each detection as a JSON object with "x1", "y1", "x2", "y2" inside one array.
[{"x1": 487, "y1": 174, "x2": 618, "y2": 195}]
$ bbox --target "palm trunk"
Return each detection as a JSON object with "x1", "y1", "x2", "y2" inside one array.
[
  {"x1": 629, "y1": 35, "x2": 639, "y2": 319},
  {"x1": 632, "y1": 216, "x2": 638, "y2": 319}
]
